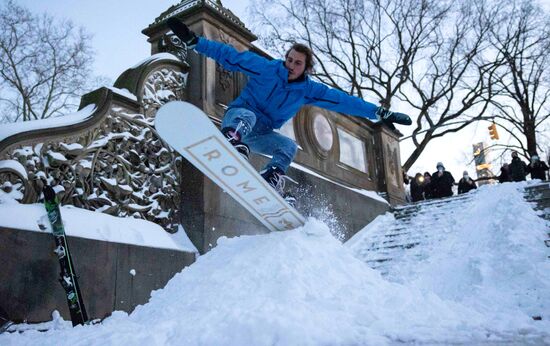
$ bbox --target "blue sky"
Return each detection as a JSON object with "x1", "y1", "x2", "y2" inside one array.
[{"x1": 15, "y1": 0, "x2": 249, "y2": 80}]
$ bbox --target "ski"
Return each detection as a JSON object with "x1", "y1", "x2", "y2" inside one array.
[{"x1": 43, "y1": 185, "x2": 88, "y2": 327}]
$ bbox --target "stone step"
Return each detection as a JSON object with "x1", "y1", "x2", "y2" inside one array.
[
  {"x1": 361, "y1": 237, "x2": 445, "y2": 255},
  {"x1": 524, "y1": 182, "x2": 550, "y2": 192},
  {"x1": 394, "y1": 205, "x2": 469, "y2": 219},
  {"x1": 394, "y1": 201, "x2": 473, "y2": 218},
  {"x1": 525, "y1": 196, "x2": 550, "y2": 207},
  {"x1": 393, "y1": 194, "x2": 473, "y2": 211},
  {"x1": 363, "y1": 241, "x2": 422, "y2": 253},
  {"x1": 365, "y1": 231, "x2": 433, "y2": 244},
  {"x1": 396, "y1": 213, "x2": 458, "y2": 223},
  {"x1": 365, "y1": 253, "x2": 428, "y2": 268},
  {"x1": 395, "y1": 204, "x2": 465, "y2": 215},
  {"x1": 525, "y1": 189, "x2": 550, "y2": 200},
  {"x1": 395, "y1": 211, "x2": 464, "y2": 224}
]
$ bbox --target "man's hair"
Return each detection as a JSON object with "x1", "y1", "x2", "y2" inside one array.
[{"x1": 285, "y1": 43, "x2": 314, "y2": 73}]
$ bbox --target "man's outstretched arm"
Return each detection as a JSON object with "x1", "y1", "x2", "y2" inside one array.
[
  {"x1": 308, "y1": 82, "x2": 412, "y2": 130},
  {"x1": 166, "y1": 17, "x2": 271, "y2": 77}
]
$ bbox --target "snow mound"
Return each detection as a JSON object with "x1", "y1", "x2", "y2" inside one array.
[
  {"x1": 401, "y1": 183, "x2": 550, "y2": 319},
  {"x1": 4, "y1": 214, "x2": 549, "y2": 345},
  {"x1": 351, "y1": 182, "x2": 550, "y2": 321}
]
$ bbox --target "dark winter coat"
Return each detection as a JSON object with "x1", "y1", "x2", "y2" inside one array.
[
  {"x1": 498, "y1": 166, "x2": 512, "y2": 183},
  {"x1": 422, "y1": 177, "x2": 435, "y2": 199},
  {"x1": 529, "y1": 161, "x2": 549, "y2": 180},
  {"x1": 509, "y1": 157, "x2": 529, "y2": 182},
  {"x1": 410, "y1": 179, "x2": 424, "y2": 202},
  {"x1": 195, "y1": 38, "x2": 379, "y2": 129},
  {"x1": 431, "y1": 171, "x2": 455, "y2": 198},
  {"x1": 458, "y1": 178, "x2": 477, "y2": 194}
]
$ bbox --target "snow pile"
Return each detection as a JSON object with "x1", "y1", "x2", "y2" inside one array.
[
  {"x1": 383, "y1": 182, "x2": 550, "y2": 321},
  {"x1": 1, "y1": 183, "x2": 549, "y2": 345}
]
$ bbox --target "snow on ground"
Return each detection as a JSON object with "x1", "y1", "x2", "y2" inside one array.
[{"x1": 1, "y1": 183, "x2": 549, "y2": 345}]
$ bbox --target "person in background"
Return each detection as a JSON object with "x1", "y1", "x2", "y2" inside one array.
[
  {"x1": 509, "y1": 151, "x2": 529, "y2": 182},
  {"x1": 528, "y1": 154, "x2": 549, "y2": 181},
  {"x1": 498, "y1": 163, "x2": 512, "y2": 183},
  {"x1": 402, "y1": 172, "x2": 412, "y2": 202},
  {"x1": 457, "y1": 170, "x2": 477, "y2": 194},
  {"x1": 423, "y1": 172, "x2": 434, "y2": 199},
  {"x1": 403, "y1": 171, "x2": 410, "y2": 186},
  {"x1": 410, "y1": 172, "x2": 425, "y2": 202},
  {"x1": 431, "y1": 162, "x2": 455, "y2": 198}
]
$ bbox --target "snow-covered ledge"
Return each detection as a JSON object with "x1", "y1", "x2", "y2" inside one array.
[{"x1": 0, "y1": 200, "x2": 197, "y2": 253}]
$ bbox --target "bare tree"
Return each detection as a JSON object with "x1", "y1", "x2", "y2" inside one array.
[
  {"x1": 0, "y1": 0, "x2": 95, "y2": 123},
  {"x1": 488, "y1": 0, "x2": 550, "y2": 160},
  {"x1": 251, "y1": 0, "x2": 450, "y2": 107},
  {"x1": 399, "y1": 0, "x2": 499, "y2": 171},
  {"x1": 250, "y1": 0, "x2": 499, "y2": 171}
]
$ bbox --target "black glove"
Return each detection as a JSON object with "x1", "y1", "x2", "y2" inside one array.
[
  {"x1": 166, "y1": 17, "x2": 198, "y2": 49},
  {"x1": 376, "y1": 107, "x2": 412, "y2": 130}
]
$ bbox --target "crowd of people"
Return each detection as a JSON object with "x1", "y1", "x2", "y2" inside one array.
[
  {"x1": 406, "y1": 152, "x2": 549, "y2": 203},
  {"x1": 498, "y1": 151, "x2": 549, "y2": 183}
]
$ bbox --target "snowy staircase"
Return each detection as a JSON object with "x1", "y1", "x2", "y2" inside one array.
[
  {"x1": 353, "y1": 182, "x2": 550, "y2": 275},
  {"x1": 524, "y1": 182, "x2": 550, "y2": 220},
  {"x1": 353, "y1": 193, "x2": 476, "y2": 275},
  {"x1": 523, "y1": 182, "x2": 550, "y2": 250}
]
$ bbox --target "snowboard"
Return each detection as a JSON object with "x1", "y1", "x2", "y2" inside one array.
[{"x1": 155, "y1": 101, "x2": 305, "y2": 232}]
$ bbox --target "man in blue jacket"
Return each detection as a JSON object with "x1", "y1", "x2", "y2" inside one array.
[{"x1": 167, "y1": 18, "x2": 411, "y2": 197}]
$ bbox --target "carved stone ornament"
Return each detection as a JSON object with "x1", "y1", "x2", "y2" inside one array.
[
  {"x1": 142, "y1": 67, "x2": 188, "y2": 117},
  {"x1": 216, "y1": 29, "x2": 234, "y2": 91},
  {"x1": 158, "y1": 33, "x2": 188, "y2": 62},
  {"x1": 0, "y1": 60, "x2": 189, "y2": 233},
  {"x1": 386, "y1": 143, "x2": 399, "y2": 187}
]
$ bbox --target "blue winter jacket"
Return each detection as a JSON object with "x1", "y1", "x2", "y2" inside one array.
[{"x1": 195, "y1": 38, "x2": 380, "y2": 129}]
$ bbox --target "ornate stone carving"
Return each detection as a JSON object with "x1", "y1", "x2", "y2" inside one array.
[
  {"x1": 216, "y1": 29, "x2": 234, "y2": 91},
  {"x1": 157, "y1": 33, "x2": 188, "y2": 62},
  {"x1": 216, "y1": 63, "x2": 232, "y2": 91},
  {"x1": 142, "y1": 67, "x2": 187, "y2": 117},
  {"x1": 0, "y1": 64, "x2": 188, "y2": 233},
  {"x1": 385, "y1": 143, "x2": 399, "y2": 187}
]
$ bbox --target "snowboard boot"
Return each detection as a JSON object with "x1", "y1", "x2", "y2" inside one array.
[
  {"x1": 222, "y1": 128, "x2": 250, "y2": 160},
  {"x1": 376, "y1": 107, "x2": 412, "y2": 130},
  {"x1": 260, "y1": 166, "x2": 297, "y2": 207}
]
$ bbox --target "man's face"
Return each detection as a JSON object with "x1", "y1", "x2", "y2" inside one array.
[{"x1": 285, "y1": 49, "x2": 307, "y2": 81}]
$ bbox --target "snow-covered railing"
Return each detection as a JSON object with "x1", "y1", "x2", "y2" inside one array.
[{"x1": 0, "y1": 55, "x2": 189, "y2": 232}]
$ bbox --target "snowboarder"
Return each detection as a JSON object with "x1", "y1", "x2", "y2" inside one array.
[
  {"x1": 509, "y1": 151, "x2": 529, "y2": 182},
  {"x1": 166, "y1": 17, "x2": 412, "y2": 197},
  {"x1": 528, "y1": 154, "x2": 549, "y2": 180},
  {"x1": 431, "y1": 162, "x2": 455, "y2": 198},
  {"x1": 457, "y1": 171, "x2": 477, "y2": 194}
]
